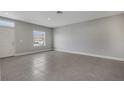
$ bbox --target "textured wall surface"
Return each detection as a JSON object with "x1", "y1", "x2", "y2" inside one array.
[
  {"x1": 15, "y1": 21, "x2": 53, "y2": 54},
  {"x1": 0, "y1": 17, "x2": 53, "y2": 54},
  {"x1": 54, "y1": 14, "x2": 124, "y2": 59}
]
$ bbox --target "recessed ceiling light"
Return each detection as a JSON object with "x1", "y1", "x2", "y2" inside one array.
[
  {"x1": 5, "y1": 12, "x2": 9, "y2": 15},
  {"x1": 48, "y1": 18, "x2": 51, "y2": 21}
]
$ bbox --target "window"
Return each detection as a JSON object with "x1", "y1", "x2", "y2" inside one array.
[
  {"x1": 33, "y1": 31, "x2": 45, "y2": 47},
  {"x1": 0, "y1": 20, "x2": 15, "y2": 27}
]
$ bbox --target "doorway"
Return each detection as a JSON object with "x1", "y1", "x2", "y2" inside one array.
[{"x1": 0, "y1": 27, "x2": 15, "y2": 58}]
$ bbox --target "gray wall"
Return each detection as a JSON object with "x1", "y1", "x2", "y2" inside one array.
[
  {"x1": 0, "y1": 17, "x2": 53, "y2": 54},
  {"x1": 15, "y1": 21, "x2": 53, "y2": 54},
  {"x1": 54, "y1": 14, "x2": 124, "y2": 59}
]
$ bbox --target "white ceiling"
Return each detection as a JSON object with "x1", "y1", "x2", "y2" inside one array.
[{"x1": 0, "y1": 11, "x2": 123, "y2": 28}]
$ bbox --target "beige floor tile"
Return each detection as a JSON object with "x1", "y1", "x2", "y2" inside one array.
[{"x1": 0, "y1": 51, "x2": 124, "y2": 81}]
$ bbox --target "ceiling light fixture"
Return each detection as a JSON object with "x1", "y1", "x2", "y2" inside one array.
[
  {"x1": 48, "y1": 18, "x2": 51, "y2": 21},
  {"x1": 5, "y1": 12, "x2": 9, "y2": 15},
  {"x1": 56, "y1": 11, "x2": 63, "y2": 14}
]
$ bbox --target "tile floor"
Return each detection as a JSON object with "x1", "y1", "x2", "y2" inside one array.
[{"x1": 0, "y1": 51, "x2": 124, "y2": 81}]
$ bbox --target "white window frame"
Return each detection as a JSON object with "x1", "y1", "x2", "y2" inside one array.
[{"x1": 33, "y1": 31, "x2": 46, "y2": 47}]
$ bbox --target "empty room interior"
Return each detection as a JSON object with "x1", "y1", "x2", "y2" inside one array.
[{"x1": 0, "y1": 11, "x2": 124, "y2": 81}]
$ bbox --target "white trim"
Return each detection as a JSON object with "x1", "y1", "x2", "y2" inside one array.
[
  {"x1": 54, "y1": 49, "x2": 124, "y2": 62},
  {"x1": 15, "y1": 49, "x2": 52, "y2": 56}
]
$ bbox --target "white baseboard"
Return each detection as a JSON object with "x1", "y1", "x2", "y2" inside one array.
[
  {"x1": 54, "y1": 49, "x2": 124, "y2": 62},
  {"x1": 15, "y1": 49, "x2": 52, "y2": 56}
]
